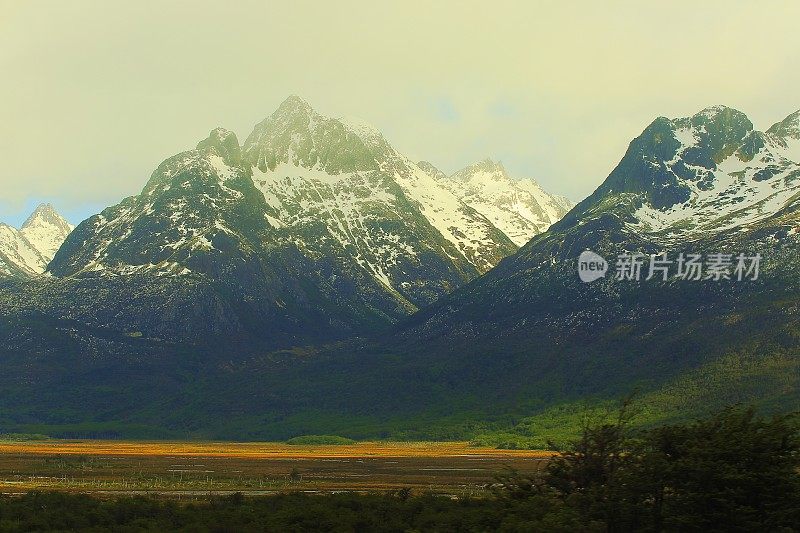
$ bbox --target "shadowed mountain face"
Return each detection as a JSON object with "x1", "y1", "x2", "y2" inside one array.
[
  {"x1": 43, "y1": 128, "x2": 377, "y2": 346},
  {"x1": 558, "y1": 105, "x2": 800, "y2": 243},
  {"x1": 39, "y1": 130, "x2": 415, "y2": 346}
]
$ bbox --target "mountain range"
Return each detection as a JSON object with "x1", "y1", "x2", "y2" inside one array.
[{"x1": 0, "y1": 100, "x2": 797, "y2": 441}]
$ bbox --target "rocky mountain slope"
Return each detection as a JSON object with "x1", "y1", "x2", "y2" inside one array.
[
  {"x1": 0, "y1": 204, "x2": 73, "y2": 277},
  {"x1": 562, "y1": 105, "x2": 800, "y2": 245}
]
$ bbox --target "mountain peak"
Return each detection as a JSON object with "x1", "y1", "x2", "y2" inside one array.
[
  {"x1": 12, "y1": 203, "x2": 73, "y2": 269},
  {"x1": 196, "y1": 127, "x2": 241, "y2": 165},
  {"x1": 694, "y1": 104, "x2": 735, "y2": 119},
  {"x1": 275, "y1": 94, "x2": 314, "y2": 117},
  {"x1": 690, "y1": 105, "x2": 753, "y2": 134},
  {"x1": 477, "y1": 158, "x2": 506, "y2": 173},
  {"x1": 244, "y1": 95, "x2": 395, "y2": 174},
  {"x1": 22, "y1": 203, "x2": 71, "y2": 232},
  {"x1": 22, "y1": 202, "x2": 55, "y2": 223},
  {"x1": 569, "y1": 104, "x2": 800, "y2": 242},
  {"x1": 443, "y1": 159, "x2": 571, "y2": 246}
]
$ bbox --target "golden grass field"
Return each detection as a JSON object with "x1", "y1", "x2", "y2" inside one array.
[{"x1": 0, "y1": 441, "x2": 554, "y2": 497}]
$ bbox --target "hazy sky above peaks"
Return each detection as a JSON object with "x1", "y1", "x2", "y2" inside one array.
[{"x1": 1, "y1": 0, "x2": 799, "y2": 226}]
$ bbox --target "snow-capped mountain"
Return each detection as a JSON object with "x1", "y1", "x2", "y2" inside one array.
[
  {"x1": 41, "y1": 96, "x2": 552, "y2": 346},
  {"x1": 47, "y1": 126, "x2": 409, "y2": 345},
  {"x1": 50, "y1": 128, "x2": 263, "y2": 279},
  {"x1": 432, "y1": 159, "x2": 573, "y2": 246},
  {"x1": 568, "y1": 105, "x2": 800, "y2": 244},
  {"x1": 244, "y1": 96, "x2": 517, "y2": 292},
  {"x1": 45, "y1": 97, "x2": 573, "y2": 313},
  {"x1": 20, "y1": 204, "x2": 75, "y2": 260},
  {"x1": 0, "y1": 204, "x2": 73, "y2": 277}
]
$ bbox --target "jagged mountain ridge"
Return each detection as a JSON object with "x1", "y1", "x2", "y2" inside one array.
[
  {"x1": 49, "y1": 96, "x2": 569, "y2": 301},
  {"x1": 50, "y1": 128, "x2": 268, "y2": 278},
  {"x1": 0, "y1": 204, "x2": 73, "y2": 277},
  {"x1": 557, "y1": 105, "x2": 800, "y2": 245}
]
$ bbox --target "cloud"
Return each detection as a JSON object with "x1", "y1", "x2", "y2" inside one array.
[{"x1": 1, "y1": 0, "x2": 798, "y2": 224}]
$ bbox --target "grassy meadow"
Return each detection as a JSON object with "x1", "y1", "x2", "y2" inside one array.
[{"x1": 0, "y1": 440, "x2": 552, "y2": 496}]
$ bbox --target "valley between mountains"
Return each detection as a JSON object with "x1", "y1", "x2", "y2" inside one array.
[{"x1": 0, "y1": 98, "x2": 798, "y2": 444}]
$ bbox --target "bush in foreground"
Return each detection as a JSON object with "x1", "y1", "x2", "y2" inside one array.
[{"x1": 540, "y1": 403, "x2": 800, "y2": 531}]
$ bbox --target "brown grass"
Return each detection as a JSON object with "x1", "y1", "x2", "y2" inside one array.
[
  {"x1": 0, "y1": 440, "x2": 554, "y2": 459},
  {"x1": 0, "y1": 441, "x2": 553, "y2": 496}
]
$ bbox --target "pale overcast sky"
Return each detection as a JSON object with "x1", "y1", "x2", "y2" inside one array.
[{"x1": 1, "y1": 0, "x2": 799, "y2": 226}]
